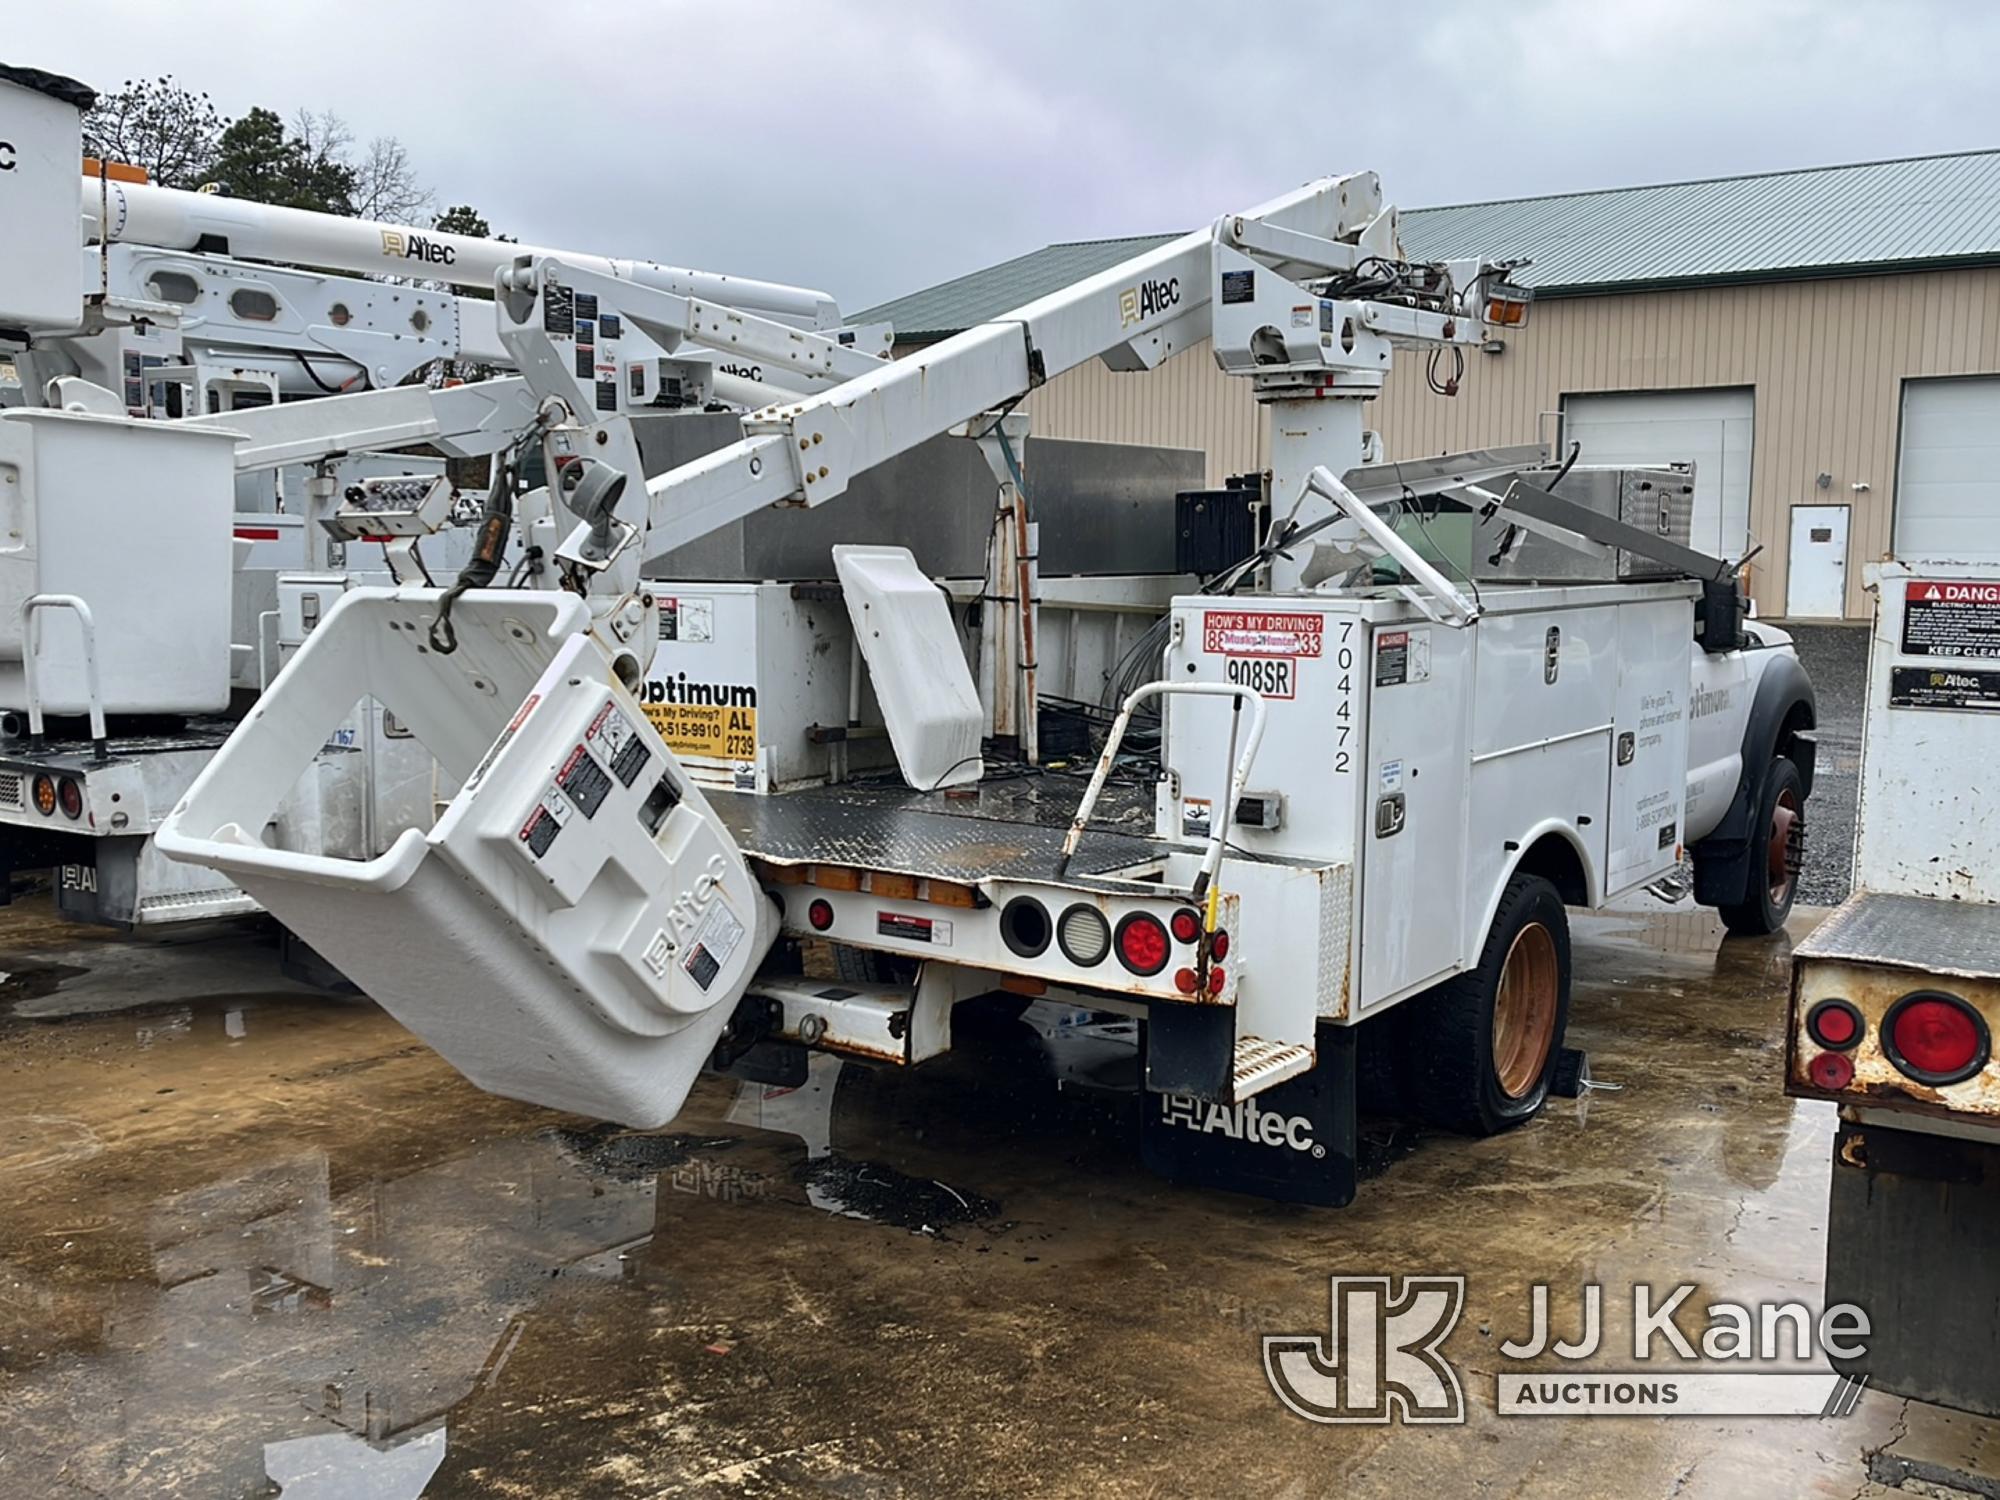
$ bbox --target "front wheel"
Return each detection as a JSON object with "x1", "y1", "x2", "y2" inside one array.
[
  {"x1": 1403, "y1": 872, "x2": 1572, "y2": 1136},
  {"x1": 1718, "y1": 755, "x2": 1804, "y2": 937}
]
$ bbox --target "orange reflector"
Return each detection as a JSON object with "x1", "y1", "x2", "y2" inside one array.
[
  {"x1": 82, "y1": 158, "x2": 149, "y2": 184},
  {"x1": 999, "y1": 975, "x2": 1046, "y2": 997},
  {"x1": 1485, "y1": 297, "x2": 1528, "y2": 327}
]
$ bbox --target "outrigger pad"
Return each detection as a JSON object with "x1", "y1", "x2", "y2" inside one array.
[{"x1": 1142, "y1": 1026, "x2": 1358, "y2": 1207}]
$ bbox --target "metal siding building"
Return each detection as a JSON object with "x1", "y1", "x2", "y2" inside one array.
[{"x1": 862, "y1": 153, "x2": 2000, "y2": 619}]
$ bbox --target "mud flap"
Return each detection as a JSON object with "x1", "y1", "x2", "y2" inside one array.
[
  {"x1": 1825, "y1": 1121, "x2": 2000, "y2": 1417},
  {"x1": 1141, "y1": 1026, "x2": 1358, "y2": 1206},
  {"x1": 157, "y1": 587, "x2": 778, "y2": 1127}
]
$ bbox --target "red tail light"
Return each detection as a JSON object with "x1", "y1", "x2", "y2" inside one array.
[
  {"x1": 1808, "y1": 1051, "x2": 1855, "y2": 1091},
  {"x1": 1209, "y1": 929, "x2": 1230, "y2": 961},
  {"x1": 1206, "y1": 965, "x2": 1227, "y2": 996},
  {"x1": 1806, "y1": 999, "x2": 1861, "y2": 1050},
  {"x1": 1884, "y1": 992, "x2": 1989, "y2": 1086},
  {"x1": 1115, "y1": 912, "x2": 1170, "y2": 976},
  {"x1": 1169, "y1": 908, "x2": 1201, "y2": 944},
  {"x1": 807, "y1": 898, "x2": 834, "y2": 932},
  {"x1": 1173, "y1": 967, "x2": 1199, "y2": 995},
  {"x1": 57, "y1": 777, "x2": 83, "y2": 820}
]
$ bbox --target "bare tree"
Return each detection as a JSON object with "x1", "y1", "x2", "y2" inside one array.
[
  {"x1": 82, "y1": 76, "x2": 225, "y2": 188},
  {"x1": 353, "y1": 136, "x2": 434, "y2": 224},
  {"x1": 286, "y1": 109, "x2": 432, "y2": 224}
]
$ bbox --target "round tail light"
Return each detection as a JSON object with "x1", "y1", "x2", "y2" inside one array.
[
  {"x1": 1206, "y1": 965, "x2": 1227, "y2": 996},
  {"x1": 1209, "y1": 929, "x2": 1230, "y2": 961},
  {"x1": 1173, "y1": 966, "x2": 1199, "y2": 995},
  {"x1": 1884, "y1": 991, "x2": 1989, "y2": 1086},
  {"x1": 807, "y1": 898, "x2": 834, "y2": 932},
  {"x1": 57, "y1": 777, "x2": 83, "y2": 820},
  {"x1": 1169, "y1": 908, "x2": 1201, "y2": 944},
  {"x1": 1806, "y1": 999, "x2": 1862, "y2": 1050},
  {"x1": 1057, "y1": 904, "x2": 1111, "y2": 967},
  {"x1": 32, "y1": 774, "x2": 57, "y2": 817},
  {"x1": 1808, "y1": 1051, "x2": 1855, "y2": 1092},
  {"x1": 1114, "y1": 912, "x2": 1170, "y2": 976}
]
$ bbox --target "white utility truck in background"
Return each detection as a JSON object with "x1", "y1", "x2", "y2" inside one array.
[
  {"x1": 0, "y1": 62, "x2": 873, "y2": 928},
  {"x1": 140, "y1": 50, "x2": 1820, "y2": 1205},
  {"x1": 1787, "y1": 560, "x2": 2000, "y2": 1415}
]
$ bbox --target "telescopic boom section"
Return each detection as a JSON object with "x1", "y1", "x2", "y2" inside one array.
[
  {"x1": 629, "y1": 173, "x2": 1398, "y2": 557},
  {"x1": 82, "y1": 174, "x2": 842, "y2": 330}
]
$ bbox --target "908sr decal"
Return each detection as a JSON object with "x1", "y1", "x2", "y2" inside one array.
[{"x1": 1225, "y1": 656, "x2": 1295, "y2": 699}]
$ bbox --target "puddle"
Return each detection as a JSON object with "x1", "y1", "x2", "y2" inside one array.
[
  {"x1": 0, "y1": 959, "x2": 89, "y2": 1009},
  {"x1": 550, "y1": 1123, "x2": 749, "y2": 1182},
  {"x1": 795, "y1": 1153, "x2": 1000, "y2": 1233}
]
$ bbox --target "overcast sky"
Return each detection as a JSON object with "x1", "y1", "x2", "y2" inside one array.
[{"x1": 15, "y1": 1, "x2": 2000, "y2": 315}]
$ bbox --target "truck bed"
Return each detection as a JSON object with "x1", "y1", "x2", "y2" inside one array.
[
  {"x1": 0, "y1": 718, "x2": 238, "y2": 773},
  {"x1": 1798, "y1": 891, "x2": 2000, "y2": 984},
  {"x1": 710, "y1": 774, "x2": 1167, "y2": 887}
]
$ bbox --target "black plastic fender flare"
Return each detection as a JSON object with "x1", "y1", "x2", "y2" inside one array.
[{"x1": 1691, "y1": 650, "x2": 1816, "y2": 905}]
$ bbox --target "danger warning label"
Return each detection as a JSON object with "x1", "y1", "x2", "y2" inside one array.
[{"x1": 1904, "y1": 579, "x2": 2000, "y2": 659}]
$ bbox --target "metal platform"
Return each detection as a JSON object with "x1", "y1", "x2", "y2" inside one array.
[
  {"x1": 0, "y1": 718, "x2": 237, "y2": 773},
  {"x1": 710, "y1": 774, "x2": 1170, "y2": 887},
  {"x1": 1798, "y1": 891, "x2": 2000, "y2": 983}
]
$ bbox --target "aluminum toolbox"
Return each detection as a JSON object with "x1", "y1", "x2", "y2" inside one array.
[{"x1": 1469, "y1": 464, "x2": 1698, "y2": 583}]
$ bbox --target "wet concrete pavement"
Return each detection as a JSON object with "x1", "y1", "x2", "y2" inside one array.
[
  {"x1": 1783, "y1": 623, "x2": 1867, "y2": 907},
  {"x1": 2, "y1": 894, "x2": 1994, "y2": 1499}
]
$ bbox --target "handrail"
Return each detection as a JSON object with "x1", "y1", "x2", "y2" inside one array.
[
  {"x1": 1056, "y1": 680, "x2": 1267, "y2": 906},
  {"x1": 21, "y1": 594, "x2": 107, "y2": 761}
]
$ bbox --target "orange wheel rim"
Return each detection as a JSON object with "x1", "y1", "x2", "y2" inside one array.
[
  {"x1": 1767, "y1": 788, "x2": 1801, "y2": 906},
  {"x1": 1492, "y1": 922, "x2": 1560, "y2": 1099}
]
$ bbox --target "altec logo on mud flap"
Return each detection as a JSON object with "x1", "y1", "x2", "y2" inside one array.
[
  {"x1": 380, "y1": 229, "x2": 457, "y2": 265},
  {"x1": 1160, "y1": 1094, "x2": 1323, "y2": 1156}
]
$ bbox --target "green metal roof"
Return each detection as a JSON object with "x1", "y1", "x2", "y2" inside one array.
[{"x1": 861, "y1": 150, "x2": 2000, "y2": 340}]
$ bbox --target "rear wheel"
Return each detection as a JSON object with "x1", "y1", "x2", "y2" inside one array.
[
  {"x1": 1719, "y1": 755, "x2": 1804, "y2": 937},
  {"x1": 1404, "y1": 873, "x2": 1571, "y2": 1135}
]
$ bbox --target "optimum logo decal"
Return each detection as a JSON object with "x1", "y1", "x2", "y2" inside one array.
[
  {"x1": 380, "y1": 229, "x2": 457, "y2": 266},
  {"x1": 1119, "y1": 276, "x2": 1181, "y2": 326}
]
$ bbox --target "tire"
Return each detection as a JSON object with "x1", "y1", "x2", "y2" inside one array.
[
  {"x1": 1718, "y1": 756, "x2": 1804, "y2": 938},
  {"x1": 831, "y1": 943, "x2": 918, "y2": 985},
  {"x1": 1356, "y1": 1014, "x2": 1406, "y2": 1116},
  {"x1": 1403, "y1": 873, "x2": 1571, "y2": 1136}
]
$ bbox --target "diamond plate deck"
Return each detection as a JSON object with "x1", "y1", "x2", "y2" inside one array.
[
  {"x1": 711, "y1": 777, "x2": 1169, "y2": 887},
  {"x1": 1797, "y1": 892, "x2": 2000, "y2": 983}
]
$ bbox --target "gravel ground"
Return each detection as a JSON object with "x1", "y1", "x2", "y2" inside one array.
[{"x1": 1781, "y1": 621, "x2": 1867, "y2": 905}]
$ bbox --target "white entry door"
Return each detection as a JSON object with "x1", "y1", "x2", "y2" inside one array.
[{"x1": 1786, "y1": 505, "x2": 1850, "y2": 618}]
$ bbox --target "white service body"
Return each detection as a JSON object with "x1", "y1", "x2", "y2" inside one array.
[{"x1": 0, "y1": 407, "x2": 241, "y2": 714}]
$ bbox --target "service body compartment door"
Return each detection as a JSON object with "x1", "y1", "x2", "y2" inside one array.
[
  {"x1": 1358, "y1": 620, "x2": 1472, "y2": 1010},
  {"x1": 1607, "y1": 598, "x2": 1692, "y2": 892}
]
